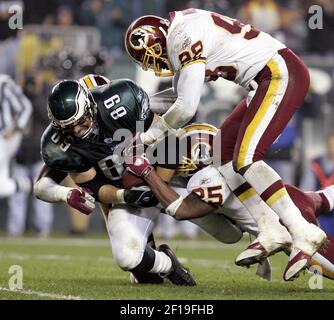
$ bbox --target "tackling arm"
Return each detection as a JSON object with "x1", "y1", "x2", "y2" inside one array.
[
  {"x1": 149, "y1": 88, "x2": 177, "y2": 114},
  {"x1": 127, "y1": 156, "x2": 215, "y2": 219},
  {"x1": 141, "y1": 62, "x2": 206, "y2": 145},
  {"x1": 145, "y1": 169, "x2": 215, "y2": 219}
]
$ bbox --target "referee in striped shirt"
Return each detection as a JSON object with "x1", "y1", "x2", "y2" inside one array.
[{"x1": 0, "y1": 74, "x2": 32, "y2": 197}]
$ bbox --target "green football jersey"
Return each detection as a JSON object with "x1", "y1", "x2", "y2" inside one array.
[{"x1": 41, "y1": 79, "x2": 153, "y2": 185}]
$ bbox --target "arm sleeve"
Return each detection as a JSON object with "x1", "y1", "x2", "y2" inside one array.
[
  {"x1": 34, "y1": 176, "x2": 71, "y2": 203},
  {"x1": 160, "y1": 62, "x2": 205, "y2": 129},
  {"x1": 3, "y1": 80, "x2": 32, "y2": 130}
]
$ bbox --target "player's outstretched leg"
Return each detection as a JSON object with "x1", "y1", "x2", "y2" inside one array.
[
  {"x1": 287, "y1": 184, "x2": 334, "y2": 280},
  {"x1": 231, "y1": 50, "x2": 327, "y2": 281},
  {"x1": 218, "y1": 161, "x2": 292, "y2": 267}
]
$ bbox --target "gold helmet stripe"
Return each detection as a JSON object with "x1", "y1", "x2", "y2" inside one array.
[
  {"x1": 83, "y1": 75, "x2": 95, "y2": 89},
  {"x1": 176, "y1": 123, "x2": 218, "y2": 137}
]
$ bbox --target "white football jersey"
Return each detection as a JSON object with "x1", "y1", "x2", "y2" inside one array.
[
  {"x1": 187, "y1": 166, "x2": 258, "y2": 235},
  {"x1": 167, "y1": 9, "x2": 286, "y2": 88}
]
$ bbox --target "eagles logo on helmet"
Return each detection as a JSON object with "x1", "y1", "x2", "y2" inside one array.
[{"x1": 47, "y1": 80, "x2": 97, "y2": 139}]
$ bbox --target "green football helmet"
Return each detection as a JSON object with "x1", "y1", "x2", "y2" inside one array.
[{"x1": 47, "y1": 80, "x2": 96, "y2": 138}]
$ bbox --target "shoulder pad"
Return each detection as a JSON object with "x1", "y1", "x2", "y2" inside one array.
[
  {"x1": 167, "y1": 16, "x2": 205, "y2": 71},
  {"x1": 41, "y1": 125, "x2": 92, "y2": 173},
  {"x1": 187, "y1": 166, "x2": 230, "y2": 206},
  {"x1": 92, "y1": 80, "x2": 153, "y2": 135}
]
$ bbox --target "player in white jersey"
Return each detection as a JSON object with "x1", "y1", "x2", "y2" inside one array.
[
  {"x1": 125, "y1": 8, "x2": 327, "y2": 281},
  {"x1": 126, "y1": 153, "x2": 334, "y2": 282}
]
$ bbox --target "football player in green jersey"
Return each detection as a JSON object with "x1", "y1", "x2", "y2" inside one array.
[{"x1": 34, "y1": 74, "x2": 196, "y2": 286}]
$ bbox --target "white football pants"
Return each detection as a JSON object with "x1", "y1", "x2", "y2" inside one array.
[
  {"x1": 7, "y1": 161, "x2": 53, "y2": 236},
  {"x1": 105, "y1": 204, "x2": 160, "y2": 270},
  {"x1": 0, "y1": 132, "x2": 22, "y2": 198}
]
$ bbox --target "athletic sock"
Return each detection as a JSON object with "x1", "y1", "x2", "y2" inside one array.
[
  {"x1": 218, "y1": 161, "x2": 284, "y2": 233},
  {"x1": 243, "y1": 161, "x2": 309, "y2": 236},
  {"x1": 149, "y1": 250, "x2": 172, "y2": 274}
]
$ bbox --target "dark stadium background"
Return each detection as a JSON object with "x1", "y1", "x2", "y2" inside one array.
[{"x1": 0, "y1": 0, "x2": 333, "y2": 237}]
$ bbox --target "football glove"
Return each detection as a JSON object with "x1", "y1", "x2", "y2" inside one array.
[
  {"x1": 125, "y1": 155, "x2": 153, "y2": 178},
  {"x1": 66, "y1": 188, "x2": 95, "y2": 215},
  {"x1": 124, "y1": 185, "x2": 159, "y2": 208}
]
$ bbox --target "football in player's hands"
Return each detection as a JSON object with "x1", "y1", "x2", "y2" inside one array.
[
  {"x1": 122, "y1": 170, "x2": 145, "y2": 189},
  {"x1": 66, "y1": 188, "x2": 95, "y2": 215}
]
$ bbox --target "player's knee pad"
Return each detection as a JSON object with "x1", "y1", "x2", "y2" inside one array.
[
  {"x1": 113, "y1": 242, "x2": 145, "y2": 271},
  {"x1": 107, "y1": 211, "x2": 144, "y2": 270},
  {"x1": 107, "y1": 205, "x2": 157, "y2": 271}
]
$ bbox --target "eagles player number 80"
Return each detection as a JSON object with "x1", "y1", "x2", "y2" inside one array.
[{"x1": 104, "y1": 94, "x2": 128, "y2": 120}]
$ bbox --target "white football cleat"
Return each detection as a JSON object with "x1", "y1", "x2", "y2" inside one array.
[
  {"x1": 235, "y1": 227, "x2": 292, "y2": 267},
  {"x1": 291, "y1": 222, "x2": 327, "y2": 257},
  {"x1": 130, "y1": 272, "x2": 139, "y2": 284},
  {"x1": 283, "y1": 223, "x2": 328, "y2": 281},
  {"x1": 283, "y1": 248, "x2": 311, "y2": 281},
  {"x1": 235, "y1": 238, "x2": 291, "y2": 267}
]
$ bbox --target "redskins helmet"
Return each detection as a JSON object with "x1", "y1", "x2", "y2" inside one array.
[
  {"x1": 175, "y1": 123, "x2": 219, "y2": 177},
  {"x1": 79, "y1": 74, "x2": 110, "y2": 90},
  {"x1": 125, "y1": 15, "x2": 173, "y2": 77}
]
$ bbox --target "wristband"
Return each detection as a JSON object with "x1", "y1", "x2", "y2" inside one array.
[
  {"x1": 165, "y1": 195, "x2": 184, "y2": 217},
  {"x1": 116, "y1": 189, "x2": 126, "y2": 204},
  {"x1": 55, "y1": 185, "x2": 72, "y2": 202}
]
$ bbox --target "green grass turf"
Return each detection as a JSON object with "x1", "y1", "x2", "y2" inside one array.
[{"x1": 0, "y1": 235, "x2": 333, "y2": 300}]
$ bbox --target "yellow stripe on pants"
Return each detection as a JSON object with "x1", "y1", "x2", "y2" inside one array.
[{"x1": 237, "y1": 59, "x2": 281, "y2": 170}]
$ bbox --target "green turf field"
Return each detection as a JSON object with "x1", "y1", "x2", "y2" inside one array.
[{"x1": 0, "y1": 235, "x2": 333, "y2": 300}]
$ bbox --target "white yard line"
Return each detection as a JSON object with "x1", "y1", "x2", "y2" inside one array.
[
  {"x1": 0, "y1": 286, "x2": 84, "y2": 300},
  {"x1": 0, "y1": 237, "x2": 247, "y2": 250},
  {"x1": 0, "y1": 252, "x2": 247, "y2": 270},
  {"x1": 0, "y1": 252, "x2": 112, "y2": 262}
]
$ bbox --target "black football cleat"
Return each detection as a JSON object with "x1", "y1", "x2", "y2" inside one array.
[{"x1": 158, "y1": 244, "x2": 196, "y2": 286}]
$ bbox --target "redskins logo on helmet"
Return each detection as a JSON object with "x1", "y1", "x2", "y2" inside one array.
[
  {"x1": 129, "y1": 26, "x2": 155, "y2": 50},
  {"x1": 125, "y1": 15, "x2": 173, "y2": 77},
  {"x1": 175, "y1": 123, "x2": 219, "y2": 177}
]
